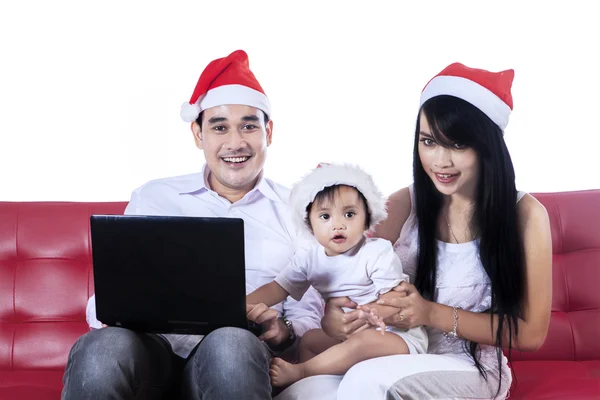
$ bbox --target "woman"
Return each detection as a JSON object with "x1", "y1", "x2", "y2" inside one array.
[{"x1": 276, "y1": 63, "x2": 552, "y2": 399}]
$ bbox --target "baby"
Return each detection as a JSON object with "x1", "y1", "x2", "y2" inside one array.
[{"x1": 247, "y1": 163, "x2": 428, "y2": 387}]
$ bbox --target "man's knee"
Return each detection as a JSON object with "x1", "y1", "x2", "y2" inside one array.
[
  {"x1": 68, "y1": 327, "x2": 146, "y2": 364},
  {"x1": 64, "y1": 327, "x2": 152, "y2": 387},
  {"x1": 195, "y1": 327, "x2": 268, "y2": 365}
]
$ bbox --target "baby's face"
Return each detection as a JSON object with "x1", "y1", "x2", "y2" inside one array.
[{"x1": 308, "y1": 186, "x2": 368, "y2": 256}]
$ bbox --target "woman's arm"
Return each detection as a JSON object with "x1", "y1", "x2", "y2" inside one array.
[
  {"x1": 372, "y1": 187, "x2": 412, "y2": 243},
  {"x1": 380, "y1": 195, "x2": 553, "y2": 351},
  {"x1": 247, "y1": 281, "x2": 289, "y2": 307}
]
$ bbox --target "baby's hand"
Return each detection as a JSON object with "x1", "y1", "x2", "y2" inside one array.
[{"x1": 365, "y1": 308, "x2": 387, "y2": 335}]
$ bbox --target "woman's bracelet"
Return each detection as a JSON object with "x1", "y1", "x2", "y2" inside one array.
[{"x1": 443, "y1": 306, "x2": 461, "y2": 341}]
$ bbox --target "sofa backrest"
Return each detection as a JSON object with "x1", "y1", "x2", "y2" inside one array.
[
  {"x1": 511, "y1": 190, "x2": 600, "y2": 362},
  {"x1": 0, "y1": 202, "x2": 127, "y2": 371},
  {"x1": 0, "y1": 190, "x2": 599, "y2": 372}
]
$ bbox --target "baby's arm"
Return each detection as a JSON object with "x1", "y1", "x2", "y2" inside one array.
[
  {"x1": 362, "y1": 240, "x2": 410, "y2": 322},
  {"x1": 247, "y1": 281, "x2": 289, "y2": 307}
]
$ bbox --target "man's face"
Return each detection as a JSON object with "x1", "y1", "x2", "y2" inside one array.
[{"x1": 192, "y1": 105, "x2": 272, "y2": 195}]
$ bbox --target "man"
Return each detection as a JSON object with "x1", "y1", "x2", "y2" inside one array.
[{"x1": 62, "y1": 50, "x2": 324, "y2": 400}]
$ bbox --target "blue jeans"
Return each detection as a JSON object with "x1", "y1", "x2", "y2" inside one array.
[{"x1": 62, "y1": 327, "x2": 272, "y2": 400}]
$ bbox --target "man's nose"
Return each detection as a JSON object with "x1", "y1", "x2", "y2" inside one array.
[{"x1": 225, "y1": 131, "x2": 246, "y2": 150}]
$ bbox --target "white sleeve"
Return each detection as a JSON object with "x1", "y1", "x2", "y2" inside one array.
[
  {"x1": 86, "y1": 294, "x2": 103, "y2": 329},
  {"x1": 87, "y1": 188, "x2": 141, "y2": 330},
  {"x1": 368, "y1": 242, "x2": 408, "y2": 296},
  {"x1": 274, "y1": 252, "x2": 311, "y2": 302}
]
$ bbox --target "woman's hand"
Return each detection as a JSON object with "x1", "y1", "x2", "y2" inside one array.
[
  {"x1": 321, "y1": 297, "x2": 370, "y2": 341},
  {"x1": 376, "y1": 281, "x2": 434, "y2": 329}
]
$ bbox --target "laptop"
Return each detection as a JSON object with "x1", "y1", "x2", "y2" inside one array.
[{"x1": 90, "y1": 214, "x2": 259, "y2": 335}]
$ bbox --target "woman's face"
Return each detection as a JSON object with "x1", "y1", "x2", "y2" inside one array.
[{"x1": 417, "y1": 111, "x2": 479, "y2": 198}]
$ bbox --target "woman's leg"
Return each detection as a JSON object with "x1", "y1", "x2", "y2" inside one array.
[
  {"x1": 270, "y1": 329, "x2": 408, "y2": 387},
  {"x1": 337, "y1": 354, "x2": 511, "y2": 400}
]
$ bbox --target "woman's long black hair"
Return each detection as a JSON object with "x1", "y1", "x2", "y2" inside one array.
[{"x1": 413, "y1": 95, "x2": 524, "y2": 393}]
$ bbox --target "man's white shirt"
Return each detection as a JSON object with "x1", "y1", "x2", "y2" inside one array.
[{"x1": 86, "y1": 165, "x2": 324, "y2": 358}]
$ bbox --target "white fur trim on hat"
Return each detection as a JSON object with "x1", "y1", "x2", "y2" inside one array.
[
  {"x1": 290, "y1": 163, "x2": 388, "y2": 237},
  {"x1": 180, "y1": 84, "x2": 272, "y2": 123},
  {"x1": 420, "y1": 75, "x2": 512, "y2": 130}
]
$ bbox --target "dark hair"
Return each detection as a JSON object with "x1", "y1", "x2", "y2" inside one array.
[
  {"x1": 195, "y1": 109, "x2": 270, "y2": 130},
  {"x1": 413, "y1": 95, "x2": 524, "y2": 394},
  {"x1": 305, "y1": 185, "x2": 371, "y2": 231}
]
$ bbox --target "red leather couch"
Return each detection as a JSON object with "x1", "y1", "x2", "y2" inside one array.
[{"x1": 0, "y1": 190, "x2": 598, "y2": 399}]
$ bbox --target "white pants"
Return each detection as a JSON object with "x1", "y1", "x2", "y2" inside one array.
[{"x1": 274, "y1": 354, "x2": 511, "y2": 400}]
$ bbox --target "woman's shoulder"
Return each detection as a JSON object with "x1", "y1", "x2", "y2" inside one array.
[
  {"x1": 516, "y1": 193, "x2": 551, "y2": 235},
  {"x1": 372, "y1": 186, "x2": 412, "y2": 244}
]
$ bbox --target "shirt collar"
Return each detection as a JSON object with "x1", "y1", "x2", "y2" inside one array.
[{"x1": 178, "y1": 164, "x2": 284, "y2": 204}]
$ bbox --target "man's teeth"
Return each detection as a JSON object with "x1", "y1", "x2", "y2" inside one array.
[{"x1": 223, "y1": 156, "x2": 249, "y2": 163}]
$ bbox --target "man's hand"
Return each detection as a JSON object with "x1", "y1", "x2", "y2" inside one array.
[{"x1": 246, "y1": 303, "x2": 289, "y2": 347}]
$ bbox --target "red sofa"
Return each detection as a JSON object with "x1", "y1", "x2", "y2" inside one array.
[{"x1": 0, "y1": 190, "x2": 599, "y2": 399}]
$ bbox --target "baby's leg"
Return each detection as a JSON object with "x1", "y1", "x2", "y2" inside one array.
[
  {"x1": 298, "y1": 329, "x2": 341, "y2": 362},
  {"x1": 270, "y1": 329, "x2": 409, "y2": 388}
]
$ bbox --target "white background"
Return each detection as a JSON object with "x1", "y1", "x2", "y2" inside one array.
[{"x1": 1, "y1": 1, "x2": 598, "y2": 201}]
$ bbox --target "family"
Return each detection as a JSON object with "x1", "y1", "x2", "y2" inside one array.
[{"x1": 61, "y1": 49, "x2": 552, "y2": 400}]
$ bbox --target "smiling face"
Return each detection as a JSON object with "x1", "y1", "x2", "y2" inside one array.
[
  {"x1": 192, "y1": 104, "x2": 272, "y2": 200},
  {"x1": 307, "y1": 185, "x2": 369, "y2": 256},
  {"x1": 418, "y1": 110, "x2": 480, "y2": 198}
]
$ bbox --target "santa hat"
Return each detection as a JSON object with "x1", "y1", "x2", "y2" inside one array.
[
  {"x1": 180, "y1": 50, "x2": 271, "y2": 122},
  {"x1": 290, "y1": 163, "x2": 388, "y2": 237},
  {"x1": 419, "y1": 63, "x2": 514, "y2": 130}
]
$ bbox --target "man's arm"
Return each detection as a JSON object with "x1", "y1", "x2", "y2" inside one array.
[
  {"x1": 281, "y1": 285, "x2": 325, "y2": 339},
  {"x1": 85, "y1": 188, "x2": 143, "y2": 330}
]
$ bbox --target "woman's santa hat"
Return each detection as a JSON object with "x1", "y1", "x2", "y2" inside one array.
[
  {"x1": 290, "y1": 163, "x2": 388, "y2": 236},
  {"x1": 419, "y1": 63, "x2": 514, "y2": 130},
  {"x1": 180, "y1": 50, "x2": 271, "y2": 122}
]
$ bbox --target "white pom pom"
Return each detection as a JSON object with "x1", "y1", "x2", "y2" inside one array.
[{"x1": 180, "y1": 102, "x2": 201, "y2": 122}]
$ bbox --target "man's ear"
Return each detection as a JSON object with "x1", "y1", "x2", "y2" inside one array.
[
  {"x1": 191, "y1": 121, "x2": 203, "y2": 149},
  {"x1": 266, "y1": 119, "x2": 273, "y2": 146}
]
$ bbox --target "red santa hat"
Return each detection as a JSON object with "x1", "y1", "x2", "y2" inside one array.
[
  {"x1": 290, "y1": 163, "x2": 388, "y2": 237},
  {"x1": 419, "y1": 63, "x2": 514, "y2": 130},
  {"x1": 180, "y1": 50, "x2": 271, "y2": 123}
]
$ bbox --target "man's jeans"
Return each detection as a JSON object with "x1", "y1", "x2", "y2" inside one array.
[{"x1": 61, "y1": 326, "x2": 272, "y2": 399}]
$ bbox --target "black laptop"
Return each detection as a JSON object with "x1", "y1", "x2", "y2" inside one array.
[{"x1": 90, "y1": 214, "x2": 255, "y2": 335}]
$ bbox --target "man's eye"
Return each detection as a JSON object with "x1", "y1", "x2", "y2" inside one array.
[
  {"x1": 243, "y1": 124, "x2": 258, "y2": 130},
  {"x1": 344, "y1": 211, "x2": 355, "y2": 218},
  {"x1": 319, "y1": 214, "x2": 330, "y2": 220},
  {"x1": 213, "y1": 126, "x2": 227, "y2": 132}
]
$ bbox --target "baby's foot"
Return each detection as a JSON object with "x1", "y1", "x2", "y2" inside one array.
[{"x1": 270, "y1": 357, "x2": 306, "y2": 387}]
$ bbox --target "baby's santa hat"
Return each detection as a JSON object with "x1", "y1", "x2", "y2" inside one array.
[
  {"x1": 180, "y1": 50, "x2": 271, "y2": 122},
  {"x1": 290, "y1": 163, "x2": 388, "y2": 237},
  {"x1": 420, "y1": 63, "x2": 514, "y2": 130}
]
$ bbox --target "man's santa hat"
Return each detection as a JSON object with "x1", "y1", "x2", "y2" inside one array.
[
  {"x1": 290, "y1": 163, "x2": 387, "y2": 236},
  {"x1": 180, "y1": 50, "x2": 271, "y2": 122},
  {"x1": 419, "y1": 63, "x2": 514, "y2": 130}
]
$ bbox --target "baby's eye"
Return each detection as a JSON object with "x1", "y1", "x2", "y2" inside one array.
[
  {"x1": 344, "y1": 211, "x2": 356, "y2": 218},
  {"x1": 319, "y1": 213, "x2": 330, "y2": 220}
]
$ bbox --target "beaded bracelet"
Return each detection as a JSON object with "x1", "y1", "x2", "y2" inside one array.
[{"x1": 443, "y1": 306, "x2": 461, "y2": 341}]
